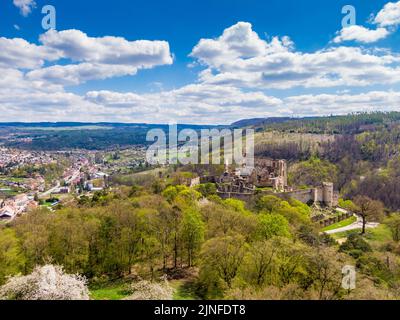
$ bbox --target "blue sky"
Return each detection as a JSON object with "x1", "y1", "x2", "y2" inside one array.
[{"x1": 1, "y1": 0, "x2": 400, "y2": 124}]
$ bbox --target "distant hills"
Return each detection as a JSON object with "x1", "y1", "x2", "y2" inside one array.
[
  {"x1": 0, "y1": 122, "x2": 218, "y2": 129},
  {"x1": 2, "y1": 112, "x2": 400, "y2": 150},
  {"x1": 231, "y1": 112, "x2": 400, "y2": 134},
  {"x1": 230, "y1": 117, "x2": 293, "y2": 127},
  {"x1": 2, "y1": 112, "x2": 400, "y2": 131}
]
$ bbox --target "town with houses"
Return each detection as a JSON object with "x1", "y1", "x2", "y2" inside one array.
[{"x1": 0, "y1": 147, "x2": 122, "y2": 221}]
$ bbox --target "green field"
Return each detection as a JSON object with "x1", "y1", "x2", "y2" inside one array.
[
  {"x1": 330, "y1": 224, "x2": 392, "y2": 243},
  {"x1": 322, "y1": 216, "x2": 357, "y2": 232},
  {"x1": 89, "y1": 282, "x2": 130, "y2": 300},
  {"x1": 0, "y1": 189, "x2": 21, "y2": 197},
  {"x1": 89, "y1": 278, "x2": 199, "y2": 300},
  {"x1": 170, "y1": 280, "x2": 198, "y2": 300},
  {"x1": 364, "y1": 224, "x2": 392, "y2": 242}
]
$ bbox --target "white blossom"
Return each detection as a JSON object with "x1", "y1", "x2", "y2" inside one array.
[
  {"x1": 0, "y1": 265, "x2": 89, "y2": 300},
  {"x1": 124, "y1": 279, "x2": 174, "y2": 300}
]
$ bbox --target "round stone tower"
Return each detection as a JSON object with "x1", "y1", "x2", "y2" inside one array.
[{"x1": 322, "y1": 182, "x2": 334, "y2": 207}]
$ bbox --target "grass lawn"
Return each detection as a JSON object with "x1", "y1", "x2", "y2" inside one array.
[
  {"x1": 0, "y1": 190, "x2": 20, "y2": 196},
  {"x1": 331, "y1": 229, "x2": 360, "y2": 239},
  {"x1": 89, "y1": 282, "x2": 131, "y2": 300},
  {"x1": 364, "y1": 224, "x2": 392, "y2": 242},
  {"x1": 330, "y1": 224, "x2": 392, "y2": 243},
  {"x1": 41, "y1": 202, "x2": 53, "y2": 208},
  {"x1": 1, "y1": 177, "x2": 25, "y2": 183},
  {"x1": 322, "y1": 216, "x2": 357, "y2": 232},
  {"x1": 90, "y1": 278, "x2": 199, "y2": 300},
  {"x1": 170, "y1": 279, "x2": 198, "y2": 300}
]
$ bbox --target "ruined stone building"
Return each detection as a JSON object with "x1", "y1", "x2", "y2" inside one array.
[
  {"x1": 248, "y1": 159, "x2": 288, "y2": 191},
  {"x1": 283, "y1": 182, "x2": 339, "y2": 208},
  {"x1": 211, "y1": 158, "x2": 286, "y2": 200},
  {"x1": 216, "y1": 170, "x2": 255, "y2": 198},
  {"x1": 206, "y1": 158, "x2": 338, "y2": 207}
]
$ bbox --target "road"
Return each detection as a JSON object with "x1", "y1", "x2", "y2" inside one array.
[
  {"x1": 39, "y1": 181, "x2": 60, "y2": 198},
  {"x1": 325, "y1": 216, "x2": 379, "y2": 235},
  {"x1": 39, "y1": 169, "x2": 81, "y2": 198}
]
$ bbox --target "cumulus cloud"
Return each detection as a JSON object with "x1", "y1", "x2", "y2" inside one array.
[
  {"x1": 39, "y1": 29, "x2": 173, "y2": 67},
  {"x1": 13, "y1": 0, "x2": 36, "y2": 16},
  {"x1": 83, "y1": 87, "x2": 400, "y2": 124},
  {"x1": 0, "y1": 28, "x2": 176, "y2": 121},
  {"x1": 0, "y1": 29, "x2": 173, "y2": 86},
  {"x1": 2, "y1": 83, "x2": 397, "y2": 124},
  {"x1": 29, "y1": 30, "x2": 173, "y2": 85},
  {"x1": 332, "y1": 2, "x2": 400, "y2": 44},
  {"x1": 191, "y1": 22, "x2": 292, "y2": 69},
  {"x1": 190, "y1": 22, "x2": 400, "y2": 90},
  {"x1": 333, "y1": 25, "x2": 389, "y2": 43},
  {"x1": 1, "y1": 21, "x2": 400, "y2": 123},
  {"x1": 27, "y1": 63, "x2": 139, "y2": 86},
  {"x1": 1, "y1": 58, "x2": 400, "y2": 124},
  {"x1": 85, "y1": 84, "x2": 283, "y2": 124},
  {"x1": 284, "y1": 91, "x2": 400, "y2": 116},
  {"x1": 0, "y1": 37, "x2": 59, "y2": 69},
  {"x1": 374, "y1": 1, "x2": 400, "y2": 27}
]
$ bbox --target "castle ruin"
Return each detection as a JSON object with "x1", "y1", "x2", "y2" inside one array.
[{"x1": 210, "y1": 158, "x2": 338, "y2": 207}]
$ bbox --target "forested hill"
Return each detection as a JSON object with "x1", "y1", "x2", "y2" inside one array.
[
  {"x1": 252, "y1": 111, "x2": 400, "y2": 210},
  {"x1": 231, "y1": 117, "x2": 292, "y2": 128},
  {"x1": 234, "y1": 112, "x2": 400, "y2": 134},
  {"x1": 3, "y1": 112, "x2": 400, "y2": 151},
  {"x1": 0, "y1": 123, "x2": 219, "y2": 151}
]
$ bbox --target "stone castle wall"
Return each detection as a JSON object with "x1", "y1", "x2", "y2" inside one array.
[{"x1": 278, "y1": 182, "x2": 338, "y2": 207}]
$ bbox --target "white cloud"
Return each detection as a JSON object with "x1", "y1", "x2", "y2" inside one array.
[
  {"x1": 0, "y1": 22, "x2": 400, "y2": 123},
  {"x1": 85, "y1": 84, "x2": 283, "y2": 124},
  {"x1": 39, "y1": 29, "x2": 173, "y2": 67},
  {"x1": 27, "y1": 30, "x2": 173, "y2": 85},
  {"x1": 83, "y1": 87, "x2": 400, "y2": 124},
  {"x1": 13, "y1": 0, "x2": 36, "y2": 17},
  {"x1": 0, "y1": 28, "x2": 176, "y2": 121},
  {"x1": 1, "y1": 80, "x2": 398, "y2": 124},
  {"x1": 333, "y1": 25, "x2": 389, "y2": 43},
  {"x1": 191, "y1": 22, "x2": 292, "y2": 70},
  {"x1": 0, "y1": 58, "x2": 400, "y2": 123},
  {"x1": 27, "y1": 63, "x2": 139, "y2": 86},
  {"x1": 374, "y1": 1, "x2": 400, "y2": 27},
  {"x1": 284, "y1": 91, "x2": 400, "y2": 115},
  {"x1": 190, "y1": 22, "x2": 400, "y2": 90},
  {"x1": 0, "y1": 29, "x2": 173, "y2": 86},
  {"x1": 0, "y1": 37, "x2": 59, "y2": 69}
]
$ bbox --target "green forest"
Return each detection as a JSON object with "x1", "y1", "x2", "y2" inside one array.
[
  {"x1": 2, "y1": 112, "x2": 400, "y2": 300},
  {"x1": 1, "y1": 178, "x2": 400, "y2": 300}
]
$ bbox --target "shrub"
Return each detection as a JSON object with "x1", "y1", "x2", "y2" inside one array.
[
  {"x1": 339, "y1": 233, "x2": 372, "y2": 258},
  {"x1": 124, "y1": 279, "x2": 174, "y2": 300},
  {"x1": 0, "y1": 265, "x2": 89, "y2": 300}
]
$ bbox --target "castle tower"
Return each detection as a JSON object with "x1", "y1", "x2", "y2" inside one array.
[
  {"x1": 278, "y1": 160, "x2": 288, "y2": 188},
  {"x1": 312, "y1": 188, "x2": 318, "y2": 204},
  {"x1": 322, "y1": 182, "x2": 334, "y2": 207}
]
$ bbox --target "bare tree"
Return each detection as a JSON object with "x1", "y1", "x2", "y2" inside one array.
[{"x1": 353, "y1": 196, "x2": 385, "y2": 234}]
